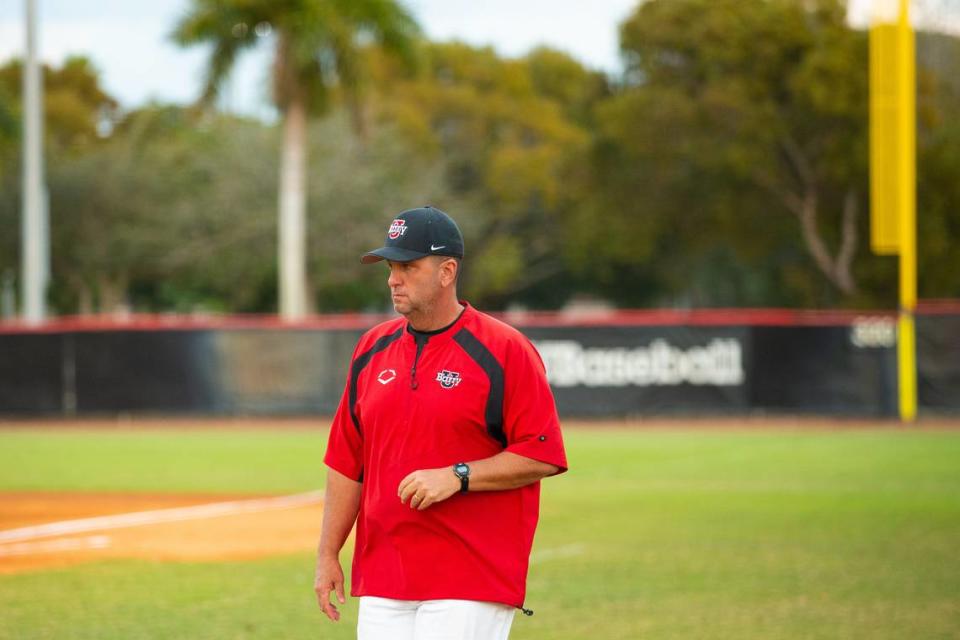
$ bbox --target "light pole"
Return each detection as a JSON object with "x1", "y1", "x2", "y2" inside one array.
[{"x1": 21, "y1": 0, "x2": 49, "y2": 324}]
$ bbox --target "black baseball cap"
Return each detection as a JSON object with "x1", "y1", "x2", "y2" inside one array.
[{"x1": 361, "y1": 206, "x2": 465, "y2": 264}]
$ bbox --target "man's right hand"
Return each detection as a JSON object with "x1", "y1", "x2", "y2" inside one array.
[{"x1": 314, "y1": 554, "x2": 346, "y2": 622}]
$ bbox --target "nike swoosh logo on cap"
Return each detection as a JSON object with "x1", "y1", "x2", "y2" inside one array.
[{"x1": 430, "y1": 244, "x2": 446, "y2": 251}]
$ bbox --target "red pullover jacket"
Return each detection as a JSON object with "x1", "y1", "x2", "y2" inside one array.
[{"x1": 324, "y1": 302, "x2": 568, "y2": 607}]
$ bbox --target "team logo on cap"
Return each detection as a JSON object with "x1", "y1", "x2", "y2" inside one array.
[
  {"x1": 435, "y1": 370, "x2": 462, "y2": 389},
  {"x1": 388, "y1": 219, "x2": 407, "y2": 239}
]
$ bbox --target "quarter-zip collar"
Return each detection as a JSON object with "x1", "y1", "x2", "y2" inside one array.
[
  {"x1": 404, "y1": 302, "x2": 471, "y2": 390},
  {"x1": 404, "y1": 301, "x2": 471, "y2": 347}
]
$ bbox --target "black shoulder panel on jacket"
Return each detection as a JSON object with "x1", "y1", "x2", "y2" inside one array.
[
  {"x1": 349, "y1": 327, "x2": 404, "y2": 435},
  {"x1": 453, "y1": 327, "x2": 506, "y2": 448}
]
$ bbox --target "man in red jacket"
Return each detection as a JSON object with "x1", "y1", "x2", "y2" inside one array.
[{"x1": 314, "y1": 206, "x2": 568, "y2": 640}]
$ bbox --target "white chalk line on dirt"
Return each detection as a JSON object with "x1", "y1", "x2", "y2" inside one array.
[
  {"x1": 0, "y1": 490, "x2": 324, "y2": 545},
  {"x1": 0, "y1": 535, "x2": 112, "y2": 557}
]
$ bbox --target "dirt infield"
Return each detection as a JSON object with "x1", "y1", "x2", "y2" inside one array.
[{"x1": 0, "y1": 492, "x2": 324, "y2": 575}]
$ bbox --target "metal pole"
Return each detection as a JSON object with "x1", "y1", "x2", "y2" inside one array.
[
  {"x1": 278, "y1": 97, "x2": 308, "y2": 321},
  {"x1": 21, "y1": 0, "x2": 48, "y2": 324},
  {"x1": 896, "y1": 0, "x2": 918, "y2": 422}
]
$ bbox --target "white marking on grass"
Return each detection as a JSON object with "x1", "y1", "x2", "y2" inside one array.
[
  {"x1": 0, "y1": 490, "x2": 324, "y2": 544},
  {"x1": 0, "y1": 535, "x2": 112, "y2": 557},
  {"x1": 529, "y1": 543, "x2": 586, "y2": 565}
]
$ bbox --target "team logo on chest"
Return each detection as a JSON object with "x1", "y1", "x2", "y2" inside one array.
[
  {"x1": 388, "y1": 219, "x2": 407, "y2": 239},
  {"x1": 377, "y1": 369, "x2": 397, "y2": 385},
  {"x1": 435, "y1": 369, "x2": 462, "y2": 389}
]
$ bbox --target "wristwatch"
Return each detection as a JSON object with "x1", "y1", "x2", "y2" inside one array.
[{"x1": 453, "y1": 462, "x2": 470, "y2": 493}]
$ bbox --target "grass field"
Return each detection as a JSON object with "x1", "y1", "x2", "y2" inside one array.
[{"x1": 1, "y1": 423, "x2": 959, "y2": 639}]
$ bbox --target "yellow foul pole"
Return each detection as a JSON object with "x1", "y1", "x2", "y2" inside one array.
[
  {"x1": 870, "y1": 0, "x2": 917, "y2": 421},
  {"x1": 895, "y1": 0, "x2": 917, "y2": 422}
]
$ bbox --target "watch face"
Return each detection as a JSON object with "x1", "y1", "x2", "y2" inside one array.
[{"x1": 455, "y1": 463, "x2": 469, "y2": 476}]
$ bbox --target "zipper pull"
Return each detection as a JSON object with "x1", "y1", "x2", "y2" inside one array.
[
  {"x1": 410, "y1": 367, "x2": 418, "y2": 390},
  {"x1": 520, "y1": 607, "x2": 534, "y2": 617}
]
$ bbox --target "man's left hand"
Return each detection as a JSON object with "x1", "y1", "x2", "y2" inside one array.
[{"x1": 398, "y1": 467, "x2": 460, "y2": 510}]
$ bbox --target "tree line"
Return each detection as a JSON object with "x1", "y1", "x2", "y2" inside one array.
[{"x1": 0, "y1": 0, "x2": 958, "y2": 315}]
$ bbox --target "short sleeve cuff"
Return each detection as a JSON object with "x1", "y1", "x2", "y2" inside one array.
[
  {"x1": 505, "y1": 436, "x2": 568, "y2": 475},
  {"x1": 323, "y1": 450, "x2": 364, "y2": 482}
]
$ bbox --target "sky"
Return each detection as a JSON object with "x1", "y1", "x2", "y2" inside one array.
[
  {"x1": 0, "y1": 0, "x2": 637, "y2": 118},
  {"x1": 0, "y1": 0, "x2": 957, "y2": 118}
]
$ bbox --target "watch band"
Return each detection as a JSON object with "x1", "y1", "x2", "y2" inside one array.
[{"x1": 453, "y1": 462, "x2": 470, "y2": 493}]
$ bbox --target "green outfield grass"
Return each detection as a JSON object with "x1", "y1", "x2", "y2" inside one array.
[{"x1": 1, "y1": 424, "x2": 959, "y2": 639}]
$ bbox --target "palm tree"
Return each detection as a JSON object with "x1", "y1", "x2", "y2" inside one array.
[{"x1": 172, "y1": 0, "x2": 419, "y2": 319}]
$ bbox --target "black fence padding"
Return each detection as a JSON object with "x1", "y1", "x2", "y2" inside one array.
[
  {"x1": 522, "y1": 326, "x2": 750, "y2": 417},
  {"x1": 917, "y1": 314, "x2": 960, "y2": 413},
  {"x1": 748, "y1": 327, "x2": 897, "y2": 416},
  {"x1": 74, "y1": 331, "x2": 221, "y2": 412},
  {"x1": 0, "y1": 333, "x2": 63, "y2": 413},
  {"x1": 0, "y1": 313, "x2": 956, "y2": 417},
  {"x1": 209, "y1": 329, "x2": 363, "y2": 414}
]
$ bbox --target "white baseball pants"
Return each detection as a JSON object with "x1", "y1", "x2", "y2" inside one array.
[{"x1": 357, "y1": 596, "x2": 516, "y2": 640}]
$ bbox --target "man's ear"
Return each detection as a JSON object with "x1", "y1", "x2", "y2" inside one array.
[{"x1": 439, "y1": 258, "x2": 459, "y2": 287}]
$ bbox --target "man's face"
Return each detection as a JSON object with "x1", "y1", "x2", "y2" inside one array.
[{"x1": 386, "y1": 257, "x2": 450, "y2": 316}]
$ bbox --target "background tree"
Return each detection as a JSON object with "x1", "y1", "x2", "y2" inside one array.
[
  {"x1": 172, "y1": 0, "x2": 420, "y2": 319},
  {"x1": 0, "y1": 57, "x2": 119, "y2": 313},
  {"x1": 0, "y1": 56, "x2": 118, "y2": 156},
  {"x1": 562, "y1": 0, "x2": 956, "y2": 308},
  {"x1": 370, "y1": 42, "x2": 608, "y2": 308},
  {"x1": 915, "y1": 31, "x2": 960, "y2": 300},
  {"x1": 576, "y1": 0, "x2": 878, "y2": 308},
  {"x1": 46, "y1": 106, "x2": 281, "y2": 314},
  {"x1": 2, "y1": 3, "x2": 958, "y2": 316}
]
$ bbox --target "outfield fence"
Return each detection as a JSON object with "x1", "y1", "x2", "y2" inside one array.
[{"x1": 1, "y1": 304, "x2": 958, "y2": 417}]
